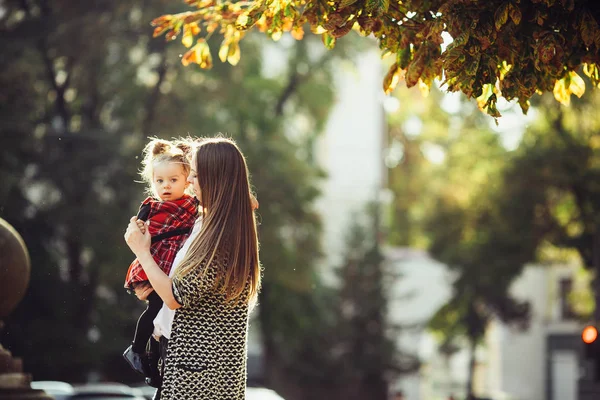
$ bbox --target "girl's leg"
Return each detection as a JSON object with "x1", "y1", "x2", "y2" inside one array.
[{"x1": 132, "y1": 290, "x2": 163, "y2": 353}]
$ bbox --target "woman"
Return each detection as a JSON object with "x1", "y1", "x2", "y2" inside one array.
[{"x1": 125, "y1": 137, "x2": 261, "y2": 399}]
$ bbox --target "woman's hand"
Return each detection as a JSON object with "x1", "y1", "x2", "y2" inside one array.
[
  {"x1": 250, "y1": 194, "x2": 259, "y2": 210},
  {"x1": 124, "y1": 216, "x2": 151, "y2": 258},
  {"x1": 133, "y1": 283, "x2": 154, "y2": 301}
]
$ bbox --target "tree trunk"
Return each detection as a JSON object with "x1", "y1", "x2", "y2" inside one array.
[
  {"x1": 257, "y1": 282, "x2": 277, "y2": 384},
  {"x1": 466, "y1": 337, "x2": 477, "y2": 400}
]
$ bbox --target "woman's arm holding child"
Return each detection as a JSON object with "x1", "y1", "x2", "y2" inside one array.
[{"x1": 124, "y1": 217, "x2": 181, "y2": 310}]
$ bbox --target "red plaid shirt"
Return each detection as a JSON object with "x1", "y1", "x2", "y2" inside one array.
[{"x1": 124, "y1": 195, "x2": 199, "y2": 290}]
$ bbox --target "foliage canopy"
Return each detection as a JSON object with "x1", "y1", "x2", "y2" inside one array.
[{"x1": 155, "y1": 0, "x2": 600, "y2": 116}]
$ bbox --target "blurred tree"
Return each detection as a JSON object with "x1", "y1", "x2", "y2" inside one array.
[
  {"x1": 386, "y1": 83, "x2": 600, "y2": 397},
  {"x1": 330, "y1": 203, "x2": 418, "y2": 400},
  {"x1": 503, "y1": 90, "x2": 600, "y2": 320},
  {"x1": 154, "y1": 0, "x2": 600, "y2": 116},
  {"x1": 424, "y1": 127, "x2": 536, "y2": 400},
  {"x1": 0, "y1": 0, "x2": 361, "y2": 394},
  {"x1": 385, "y1": 87, "x2": 536, "y2": 399}
]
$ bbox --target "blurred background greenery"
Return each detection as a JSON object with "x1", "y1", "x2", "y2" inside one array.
[{"x1": 2, "y1": 1, "x2": 600, "y2": 400}]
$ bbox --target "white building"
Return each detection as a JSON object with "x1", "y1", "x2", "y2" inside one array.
[
  {"x1": 313, "y1": 46, "x2": 387, "y2": 272},
  {"x1": 484, "y1": 263, "x2": 584, "y2": 400}
]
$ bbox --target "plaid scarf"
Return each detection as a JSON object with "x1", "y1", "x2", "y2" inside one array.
[{"x1": 124, "y1": 195, "x2": 199, "y2": 290}]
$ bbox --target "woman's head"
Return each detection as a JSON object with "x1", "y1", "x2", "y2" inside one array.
[
  {"x1": 177, "y1": 137, "x2": 261, "y2": 303},
  {"x1": 140, "y1": 138, "x2": 192, "y2": 201}
]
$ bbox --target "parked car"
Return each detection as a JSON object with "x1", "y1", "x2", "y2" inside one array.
[
  {"x1": 129, "y1": 384, "x2": 156, "y2": 400},
  {"x1": 69, "y1": 383, "x2": 146, "y2": 399},
  {"x1": 246, "y1": 387, "x2": 286, "y2": 400},
  {"x1": 31, "y1": 381, "x2": 75, "y2": 400},
  {"x1": 127, "y1": 384, "x2": 285, "y2": 400}
]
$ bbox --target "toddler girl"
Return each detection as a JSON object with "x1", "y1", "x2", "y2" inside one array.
[{"x1": 122, "y1": 138, "x2": 198, "y2": 378}]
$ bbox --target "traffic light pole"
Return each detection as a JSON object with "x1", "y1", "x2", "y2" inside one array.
[
  {"x1": 579, "y1": 236, "x2": 600, "y2": 400},
  {"x1": 580, "y1": 327, "x2": 600, "y2": 400}
]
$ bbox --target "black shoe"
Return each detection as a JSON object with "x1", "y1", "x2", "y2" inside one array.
[{"x1": 123, "y1": 345, "x2": 148, "y2": 376}]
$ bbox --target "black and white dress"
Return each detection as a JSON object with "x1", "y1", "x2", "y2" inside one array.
[{"x1": 159, "y1": 256, "x2": 250, "y2": 400}]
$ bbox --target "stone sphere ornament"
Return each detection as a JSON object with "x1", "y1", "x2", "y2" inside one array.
[
  {"x1": 0, "y1": 219, "x2": 53, "y2": 399},
  {"x1": 0, "y1": 218, "x2": 30, "y2": 319}
]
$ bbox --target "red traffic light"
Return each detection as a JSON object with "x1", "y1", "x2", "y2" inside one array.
[{"x1": 583, "y1": 325, "x2": 598, "y2": 344}]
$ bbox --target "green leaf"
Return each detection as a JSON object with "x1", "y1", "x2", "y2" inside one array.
[
  {"x1": 494, "y1": 3, "x2": 509, "y2": 31},
  {"x1": 509, "y1": 3, "x2": 521, "y2": 25},
  {"x1": 322, "y1": 32, "x2": 336, "y2": 49},
  {"x1": 406, "y1": 52, "x2": 425, "y2": 88},
  {"x1": 379, "y1": 0, "x2": 390, "y2": 14},
  {"x1": 397, "y1": 46, "x2": 411, "y2": 69},
  {"x1": 339, "y1": 0, "x2": 359, "y2": 8},
  {"x1": 465, "y1": 54, "x2": 480, "y2": 76},
  {"x1": 581, "y1": 12, "x2": 597, "y2": 47},
  {"x1": 518, "y1": 98, "x2": 530, "y2": 114}
]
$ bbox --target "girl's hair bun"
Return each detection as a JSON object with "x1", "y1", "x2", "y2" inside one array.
[
  {"x1": 174, "y1": 141, "x2": 192, "y2": 156},
  {"x1": 150, "y1": 139, "x2": 172, "y2": 156}
]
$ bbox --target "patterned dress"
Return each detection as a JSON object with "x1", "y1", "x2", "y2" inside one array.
[
  {"x1": 124, "y1": 195, "x2": 198, "y2": 291},
  {"x1": 159, "y1": 253, "x2": 251, "y2": 400}
]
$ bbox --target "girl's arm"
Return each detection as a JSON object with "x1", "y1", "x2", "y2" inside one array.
[{"x1": 124, "y1": 217, "x2": 181, "y2": 310}]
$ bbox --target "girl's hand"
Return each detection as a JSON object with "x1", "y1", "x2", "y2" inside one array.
[
  {"x1": 124, "y1": 216, "x2": 151, "y2": 258},
  {"x1": 136, "y1": 219, "x2": 146, "y2": 234},
  {"x1": 134, "y1": 284, "x2": 154, "y2": 301}
]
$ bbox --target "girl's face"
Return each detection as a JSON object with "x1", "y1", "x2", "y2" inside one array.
[
  {"x1": 187, "y1": 155, "x2": 202, "y2": 202},
  {"x1": 152, "y1": 162, "x2": 189, "y2": 201}
]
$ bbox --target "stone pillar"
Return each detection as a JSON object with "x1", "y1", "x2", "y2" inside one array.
[{"x1": 0, "y1": 218, "x2": 53, "y2": 399}]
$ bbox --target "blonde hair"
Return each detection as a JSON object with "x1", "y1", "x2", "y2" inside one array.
[
  {"x1": 175, "y1": 137, "x2": 261, "y2": 303},
  {"x1": 140, "y1": 138, "x2": 192, "y2": 197}
]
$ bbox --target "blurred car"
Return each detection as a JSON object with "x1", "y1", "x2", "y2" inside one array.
[
  {"x1": 246, "y1": 387, "x2": 286, "y2": 400},
  {"x1": 31, "y1": 381, "x2": 75, "y2": 400},
  {"x1": 129, "y1": 384, "x2": 157, "y2": 400},
  {"x1": 69, "y1": 383, "x2": 146, "y2": 399}
]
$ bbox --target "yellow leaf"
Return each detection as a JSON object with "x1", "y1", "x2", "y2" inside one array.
[
  {"x1": 476, "y1": 83, "x2": 495, "y2": 110},
  {"x1": 181, "y1": 42, "x2": 202, "y2": 66},
  {"x1": 151, "y1": 15, "x2": 173, "y2": 27},
  {"x1": 219, "y1": 41, "x2": 230, "y2": 63},
  {"x1": 312, "y1": 25, "x2": 327, "y2": 34},
  {"x1": 553, "y1": 78, "x2": 570, "y2": 106},
  {"x1": 568, "y1": 71, "x2": 585, "y2": 98},
  {"x1": 583, "y1": 63, "x2": 596, "y2": 79},
  {"x1": 418, "y1": 78, "x2": 430, "y2": 97},
  {"x1": 382, "y1": 63, "x2": 405, "y2": 94},
  {"x1": 153, "y1": 25, "x2": 170, "y2": 38},
  {"x1": 219, "y1": 41, "x2": 229, "y2": 62},
  {"x1": 236, "y1": 14, "x2": 250, "y2": 28},
  {"x1": 291, "y1": 26, "x2": 304, "y2": 40},
  {"x1": 182, "y1": 27, "x2": 194, "y2": 48},
  {"x1": 206, "y1": 22, "x2": 219, "y2": 34},
  {"x1": 271, "y1": 29, "x2": 283, "y2": 41},
  {"x1": 199, "y1": 43, "x2": 213, "y2": 69},
  {"x1": 383, "y1": 63, "x2": 398, "y2": 94},
  {"x1": 227, "y1": 42, "x2": 241, "y2": 66}
]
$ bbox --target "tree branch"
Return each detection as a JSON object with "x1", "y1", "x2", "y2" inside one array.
[
  {"x1": 142, "y1": 43, "x2": 169, "y2": 135},
  {"x1": 274, "y1": 42, "x2": 338, "y2": 117}
]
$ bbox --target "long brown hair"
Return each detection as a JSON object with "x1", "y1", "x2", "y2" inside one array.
[{"x1": 175, "y1": 137, "x2": 261, "y2": 303}]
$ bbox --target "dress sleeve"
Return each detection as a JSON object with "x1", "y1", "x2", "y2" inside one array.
[
  {"x1": 171, "y1": 263, "x2": 217, "y2": 308},
  {"x1": 172, "y1": 271, "x2": 201, "y2": 308}
]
